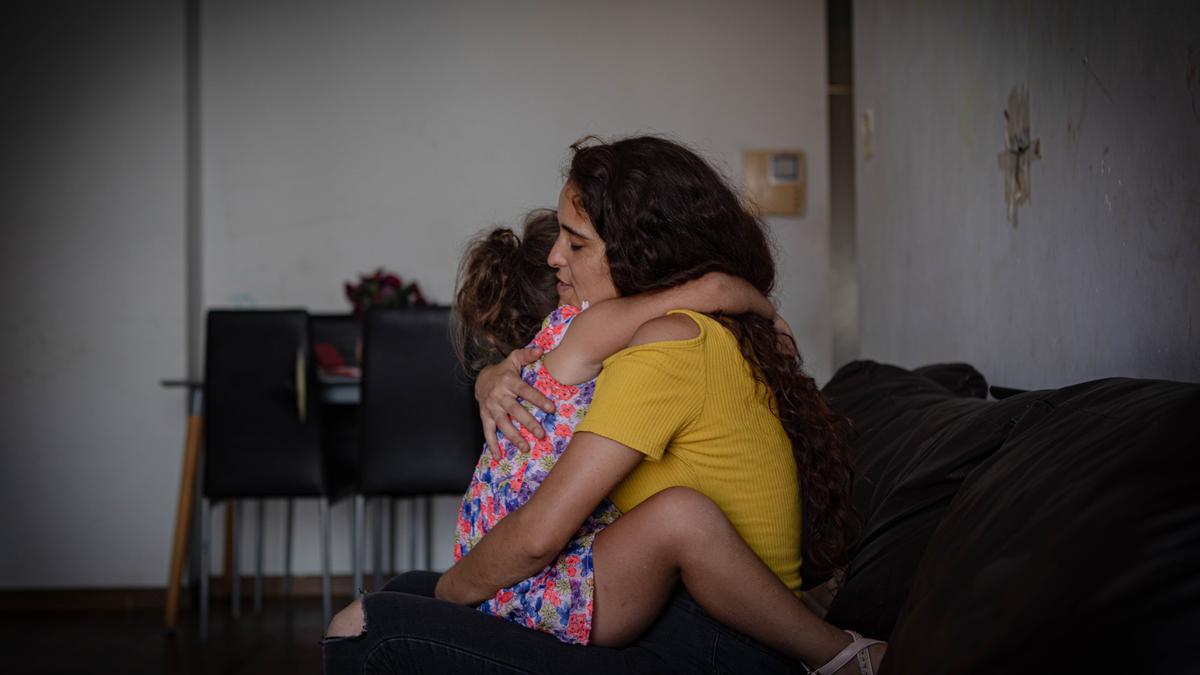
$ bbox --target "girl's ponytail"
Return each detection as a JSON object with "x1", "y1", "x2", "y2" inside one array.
[{"x1": 453, "y1": 210, "x2": 560, "y2": 374}]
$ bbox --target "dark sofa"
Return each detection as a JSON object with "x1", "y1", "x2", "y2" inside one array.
[{"x1": 819, "y1": 361, "x2": 1200, "y2": 674}]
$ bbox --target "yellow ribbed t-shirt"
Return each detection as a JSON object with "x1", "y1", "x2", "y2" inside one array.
[{"x1": 575, "y1": 309, "x2": 804, "y2": 594}]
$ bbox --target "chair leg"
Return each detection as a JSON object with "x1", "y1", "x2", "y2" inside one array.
[
  {"x1": 284, "y1": 498, "x2": 294, "y2": 596},
  {"x1": 424, "y1": 495, "x2": 434, "y2": 570},
  {"x1": 231, "y1": 499, "x2": 241, "y2": 619},
  {"x1": 200, "y1": 497, "x2": 210, "y2": 641},
  {"x1": 319, "y1": 497, "x2": 331, "y2": 629},
  {"x1": 372, "y1": 497, "x2": 384, "y2": 591},
  {"x1": 409, "y1": 497, "x2": 419, "y2": 571},
  {"x1": 347, "y1": 499, "x2": 355, "y2": 593},
  {"x1": 353, "y1": 494, "x2": 365, "y2": 598},
  {"x1": 388, "y1": 497, "x2": 397, "y2": 576},
  {"x1": 254, "y1": 498, "x2": 264, "y2": 613},
  {"x1": 164, "y1": 393, "x2": 203, "y2": 631}
]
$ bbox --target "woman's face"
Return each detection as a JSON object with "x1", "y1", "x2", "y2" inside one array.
[{"x1": 549, "y1": 183, "x2": 619, "y2": 308}]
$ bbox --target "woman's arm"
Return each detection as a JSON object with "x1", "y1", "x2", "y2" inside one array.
[
  {"x1": 435, "y1": 431, "x2": 644, "y2": 605},
  {"x1": 543, "y1": 272, "x2": 773, "y2": 385}
]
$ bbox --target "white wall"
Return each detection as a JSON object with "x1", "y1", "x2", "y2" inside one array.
[
  {"x1": 854, "y1": 0, "x2": 1200, "y2": 389},
  {"x1": 0, "y1": 0, "x2": 829, "y2": 586},
  {"x1": 201, "y1": 0, "x2": 830, "y2": 371},
  {"x1": 0, "y1": 1, "x2": 187, "y2": 587}
]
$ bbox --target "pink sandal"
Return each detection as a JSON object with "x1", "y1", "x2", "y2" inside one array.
[{"x1": 811, "y1": 630, "x2": 886, "y2": 675}]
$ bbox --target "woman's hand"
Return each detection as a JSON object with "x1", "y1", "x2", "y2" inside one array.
[{"x1": 475, "y1": 347, "x2": 556, "y2": 458}]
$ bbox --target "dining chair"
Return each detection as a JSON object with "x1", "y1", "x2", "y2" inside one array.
[
  {"x1": 353, "y1": 306, "x2": 482, "y2": 595},
  {"x1": 200, "y1": 309, "x2": 348, "y2": 639}
]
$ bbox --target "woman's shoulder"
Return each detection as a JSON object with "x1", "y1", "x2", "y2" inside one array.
[
  {"x1": 628, "y1": 312, "x2": 702, "y2": 347},
  {"x1": 597, "y1": 310, "x2": 713, "y2": 371},
  {"x1": 595, "y1": 313, "x2": 706, "y2": 371},
  {"x1": 651, "y1": 310, "x2": 745, "y2": 367}
]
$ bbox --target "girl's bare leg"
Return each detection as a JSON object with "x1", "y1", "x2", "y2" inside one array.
[{"x1": 590, "y1": 487, "x2": 884, "y2": 673}]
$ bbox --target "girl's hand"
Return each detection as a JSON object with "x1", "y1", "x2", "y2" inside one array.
[
  {"x1": 475, "y1": 347, "x2": 556, "y2": 459},
  {"x1": 773, "y1": 314, "x2": 798, "y2": 356},
  {"x1": 696, "y1": 272, "x2": 775, "y2": 319},
  {"x1": 801, "y1": 573, "x2": 843, "y2": 620}
]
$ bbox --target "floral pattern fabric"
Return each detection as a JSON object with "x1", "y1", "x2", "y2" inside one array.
[{"x1": 454, "y1": 304, "x2": 621, "y2": 645}]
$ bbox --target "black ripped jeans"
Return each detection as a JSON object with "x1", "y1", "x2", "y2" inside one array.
[{"x1": 322, "y1": 571, "x2": 801, "y2": 674}]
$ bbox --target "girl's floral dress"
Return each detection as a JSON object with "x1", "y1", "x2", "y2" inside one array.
[{"x1": 454, "y1": 304, "x2": 621, "y2": 645}]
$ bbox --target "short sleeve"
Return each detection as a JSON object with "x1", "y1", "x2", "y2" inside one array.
[{"x1": 574, "y1": 339, "x2": 704, "y2": 461}]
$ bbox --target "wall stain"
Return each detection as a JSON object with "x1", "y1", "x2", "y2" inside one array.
[
  {"x1": 1067, "y1": 57, "x2": 1090, "y2": 148},
  {"x1": 998, "y1": 85, "x2": 1039, "y2": 227},
  {"x1": 1082, "y1": 56, "x2": 1115, "y2": 105}
]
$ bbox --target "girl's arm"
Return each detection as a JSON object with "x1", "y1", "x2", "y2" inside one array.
[{"x1": 543, "y1": 272, "x2": 774, "y2": 385}]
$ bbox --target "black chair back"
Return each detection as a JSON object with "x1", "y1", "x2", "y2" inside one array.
[
  {"x1": 359, "y1": 307, "x2": 481, "y2": 496},
  {"x1": 203, "y1": 309, "x2": 325, "y2": 498}
]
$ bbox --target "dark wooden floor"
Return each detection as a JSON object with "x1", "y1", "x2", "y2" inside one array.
[{"x1": 0, "y1": 597, "x2": 327, "y2": 675}]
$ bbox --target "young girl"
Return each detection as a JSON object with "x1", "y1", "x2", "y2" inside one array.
[{"x1": 450, "y1": 211, "x2": 883, "y2": 674}]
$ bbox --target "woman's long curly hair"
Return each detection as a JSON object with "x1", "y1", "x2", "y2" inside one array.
[
  {"x1": 567, "y1": 136, "x2": 857, "y2": 578},
  {"x1": 453, "y1": 209, "x2": 560, "y2": 376}
]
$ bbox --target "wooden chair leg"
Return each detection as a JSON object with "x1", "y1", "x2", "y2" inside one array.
[{"x1": 165, "y1": 391, "x2": 202, "y2": 630}]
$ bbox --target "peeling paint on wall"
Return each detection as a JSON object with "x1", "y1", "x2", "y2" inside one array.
[
  {"x1": 854, "y1": 0, "x2": 1200, "y2": 388},
  {"x1": 861, "y1": 108, "x2": 875, "y2": 160},
  {"x1": 997, "y1": 85, "x2": 1040, "y2": 226}
]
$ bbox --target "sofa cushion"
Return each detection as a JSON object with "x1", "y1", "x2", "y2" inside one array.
[
  {"x1": 912, "y1": 362, "x2": 990, "y2": 399},
  {"x1": 884, "y1": 377, "x2": 1200, "y2": 674},
  {"x1": 821, "y1": 360, "x2": 1020, "y2": 639}
]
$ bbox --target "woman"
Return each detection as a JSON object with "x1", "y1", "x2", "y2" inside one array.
[
  {"x1": 324, "y1": 136, "x2": 883, "y2": 674},
  {"x1": 451, "y1": 211, "x2": 801, "y2": 647}
]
